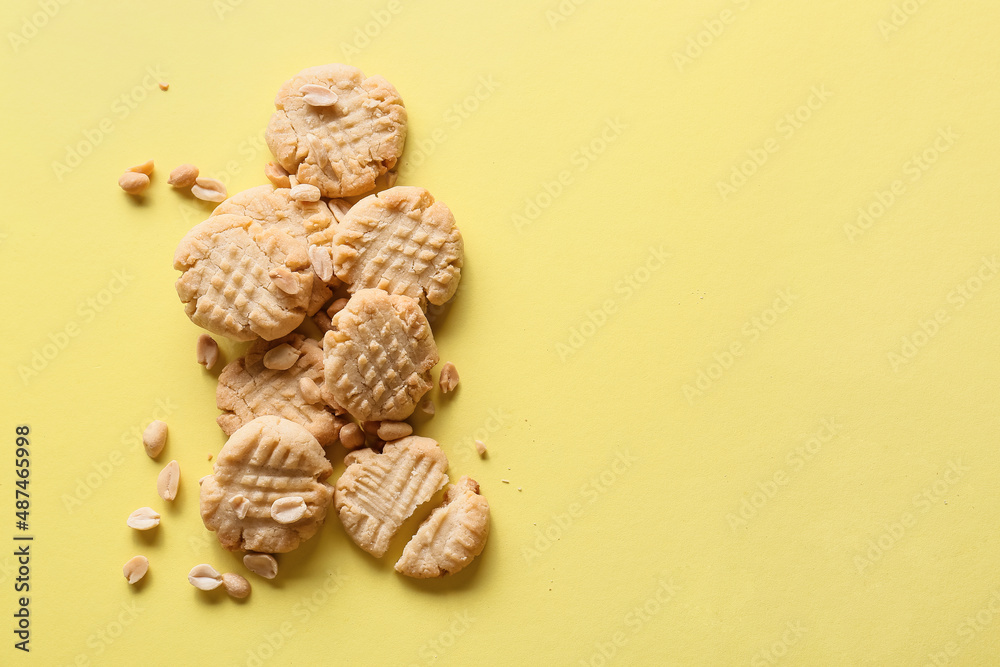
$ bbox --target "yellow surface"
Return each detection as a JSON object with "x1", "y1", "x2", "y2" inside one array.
[{"x1": 2, "y1": 0, "x2": 1000, "y2": 664}]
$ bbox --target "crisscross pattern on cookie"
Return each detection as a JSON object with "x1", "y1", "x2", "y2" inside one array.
[
  {"x1": 323, "y1": 289, "x2": 438, "y2": 422},
  {"x1": 212, "y1": 185, "x2": 340, "y2": 315},
  {"x1": 217, "y1": 334, "x2": 345, "y2": 446},
  {"x1": 333, "y1": 187, "x2": 463, "y2": 307},
  {"x1": 266, "y1": 64, "x2": 406, "y2": 198},
  {"x1": 174, "y1": 215, "x2": 311, "y2": 341},
  {"x1": 201, "y1": 417, "x2": 333, "y2": 553},
  {"x1": 334, "y1": 437, "x2": 449, "y2": 557},
  {"x1": 395, "y1": 476, "x2": 490, "y2": 578}
]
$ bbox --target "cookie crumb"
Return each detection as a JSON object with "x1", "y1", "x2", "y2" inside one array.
[
  {"x1": 419, "y1": 398, "x2": 435, "y2": 416},
  {"x1": 475, "y1": 439, "x2": 487, "y2": 456},
  {"x1": 207, "y1": 453, "x2": 213, "y2": 461},
  {"x1": 158, "y1": 82, "x2": 169, "y2": 91},
  {"x1": 501, "y1": 479, "x2": 509, "y2": 484},
  {"x1": 439, "y1": 362, "x2": 459, "y2": 393}
]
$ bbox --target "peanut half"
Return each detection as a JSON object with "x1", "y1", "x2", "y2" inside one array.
[
  {"x1": 123, "y1": 555, "x2": 149, "y2": 584},
  {"x1": 157, "y1": 460, "x2": 180, "y2": 501},
  {"x1": 270, "y1": 496, "x2": 307, "y2": 524},
  {"x1": 142, "y1": 420, "x2": 168, "y2": 458},
  {"x1": 243, "y1": 553, "x2": 278, "y2": 579},
  {"x1": 439, "y1": 362, "x2": 460, "y2": 393},
  {"x1": 191, "y1": 176, "x2": 227, "y2": 203},
  {"x1": 126, "y1": 507, "x2": 160, "y2": 530},
  {"x1": 263, "y1": 343, "x2": 300, "y2": 370},
  {"x1": 299, "y1": 84, "x2": 338, "y2": 107},
  {"x1": 188, "y1": 564, "x2": 223, "y2": 591},
  {"x1": 196, "y1": 334, "x2": 219, "y2": 370},
  {"x1": 290, "y1": 183, "x2": 321, "y2": 202}
]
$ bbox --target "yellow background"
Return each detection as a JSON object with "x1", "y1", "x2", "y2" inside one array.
[{"x1": 2, "y1": 0, "x2": 1000, "y2": 664}]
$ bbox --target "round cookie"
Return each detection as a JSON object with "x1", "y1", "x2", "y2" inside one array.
[
  {"x1": 174, "y1": 213, "x2": 313, "y2": 341},
  {"x1": 200, "y1": 416, "x2": 334, "y2": 553},
  {"x1": 265, "y1": 63, "x2": 407, "y2": 199},
  {"x1": 332, "y1": 186, "x2": 463, "y2": 308},
  {"x1": 323, "y1": 289, "x2": 438, "y2": 422},
  {"x1": 216, "y1": 334, "x2": 347, "y2": 446},
  {"x1": 212, "y1": 185, "x2": 346, "y2": 315}
]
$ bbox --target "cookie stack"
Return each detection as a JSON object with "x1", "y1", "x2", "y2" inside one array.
[{"x1": 175, "y1": 64, "x2": 489, "y2": 580}]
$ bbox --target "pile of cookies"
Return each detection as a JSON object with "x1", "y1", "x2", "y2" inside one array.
[{"x1": 168, "y1": 63, "x2": 489, "y2": 586}]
